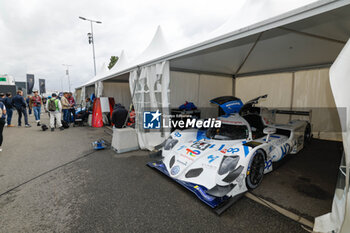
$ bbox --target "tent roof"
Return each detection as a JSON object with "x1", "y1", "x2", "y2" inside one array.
[
  {"x1": 80, "y1": 50, "x2": 129, "y2": 87},
  {"x1": 76, "y1": 0, "x2": 350, "y2": 89},
  {"x1": 77, "y1": 26, "x2": 170, "y2": 88},
  {"x1": 110, "y1": 50, "x2": 128, "y2": 71},
  {"x1": 131, "y1": 26, "x2": 170, "y2": 65},
  {"x1": 171, "y1": 0, "x2": 350, "y2": 76}
]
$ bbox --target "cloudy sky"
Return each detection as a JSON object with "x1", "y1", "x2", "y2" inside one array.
[{"x1": 0, "y1": 0, "x2": 316, "y2": 92}]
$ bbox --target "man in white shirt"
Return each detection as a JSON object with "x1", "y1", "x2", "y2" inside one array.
[{"x1": 46, "y1": 93, "x2": 64, "y2": 131}]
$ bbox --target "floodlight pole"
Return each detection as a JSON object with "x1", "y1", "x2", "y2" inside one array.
[
  {"x1": 79, "y1": 16, "x2": 102, "y2": 76},
  {"x1": 90, "y1": 21, "x2": 96, "y2": 76},
  {"x1": 62, "y1": 64, "x2": 72, "y2": 92}
]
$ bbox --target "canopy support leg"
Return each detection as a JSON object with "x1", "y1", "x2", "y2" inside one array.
[{"x1": 234, "y1": 32, "x2": 263, "y2": 76}]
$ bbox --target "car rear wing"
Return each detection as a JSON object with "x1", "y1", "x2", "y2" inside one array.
[
  {"x1": 270, "y1": 109, "x2": 312, "y2": 122},
  {"x1": 273, "y1": 109, "x2": 311, "y2": 116}
]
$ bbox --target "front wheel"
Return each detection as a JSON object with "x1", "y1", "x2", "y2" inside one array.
[{"x1": 246, "y1": 150, "x2": 265, "y2": 190}]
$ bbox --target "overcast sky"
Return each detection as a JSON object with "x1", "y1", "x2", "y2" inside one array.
[{"x1": 0, "y1": 0, "x2": 316, "y2": 92}]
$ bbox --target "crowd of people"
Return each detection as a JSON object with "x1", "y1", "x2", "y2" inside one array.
[
  {"x1": 0, "y1": 90, "x2": 135, "y2": 152},
  {"x1": 0, "y1": 90, "x2": 86, "y2": 152}
]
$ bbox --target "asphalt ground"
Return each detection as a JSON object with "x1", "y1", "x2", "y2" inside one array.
[
  {"x1": 0, "y1": 112, "x2": 317, "y2": 232},
  {"x1": 252, "y1": 139, "x2": 342, "y2": 220}
]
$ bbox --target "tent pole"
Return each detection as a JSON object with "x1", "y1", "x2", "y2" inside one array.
[
  {"x1": 122, "y1": 66, "x2": 140, "y2": 128},
  {"x1": 235, "y1": 32, "x2": 263, "y2": 75},
  {"x1": 236, "y1": 63, "x2": 332, "y2": 78},
  {"x1": 232, "y1": 75, "x2": 236, "y2": 97},
  {"x1": 170, "y1": 67, "x2": 232, "y2": 78},
  {"x1": 279, "y1": 27, "x2": 346, "y2": 44},
  {"x1": 289, "y1": 72, "x2": 295, "y2": 121}
]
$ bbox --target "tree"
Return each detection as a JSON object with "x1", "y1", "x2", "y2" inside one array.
[{"x1": 108, "y1": 56, "x2": 119, "y2": 70}]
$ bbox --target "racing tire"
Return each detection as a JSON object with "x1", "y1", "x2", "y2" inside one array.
[
  {"x1": 246, "y1": 150, "x2": 265, "y2": 190},
  {"x1": 304, "y1": 123, "x2": 312, "y2": 145}
]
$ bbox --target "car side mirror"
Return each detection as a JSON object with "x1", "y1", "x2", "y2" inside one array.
[{"x1": 263, "y1": 127, "x2": 276, "y2": 142}]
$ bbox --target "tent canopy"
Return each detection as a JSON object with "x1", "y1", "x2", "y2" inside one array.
[
  {"x1": 170, "y1": 0, "x2": 350, "y2": 76},
  {"x1": 110, "y1": 50, "x2": 128, "y2": 72},
  {"x1": 76, "y1": 0, "x2": 350, "y2": 89},
  {"x1": 77, "y1": 26, "x2": 171, "y2": 88}
]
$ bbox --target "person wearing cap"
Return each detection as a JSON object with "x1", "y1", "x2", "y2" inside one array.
[
  {"x1": 12, "y1": 90, "x2": 31, "y2": 127},
  {"x1": 46, "y1": 93, "x2": 64, "y2": 131},
  {"x1": 32, "y1": 90, "x2": 42, "y2": 126}
]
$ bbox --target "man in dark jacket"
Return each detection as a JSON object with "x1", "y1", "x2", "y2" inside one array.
[
  {"x1": 111, "y1": 104, "x2": 128, "y2": 128},
  {"x1": 12, "y1": 90, "x2": 31, "y2": 127},
  {"x1": 4, "y1": 93, "x2": 14, "y2": 127},
  {"x1": 0, "y1": 93, "x2": 4, "y2": 103}
]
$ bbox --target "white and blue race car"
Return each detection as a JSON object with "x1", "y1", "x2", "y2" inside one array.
[{"x1": 148, "y1": 95, "x2": 311, "y2": 214}]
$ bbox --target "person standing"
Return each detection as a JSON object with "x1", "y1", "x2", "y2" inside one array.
[
  {"x1": 111, "y1": 103, "x2": 128, "y2": 128},
  {"x1": 42, "y1": 97, "x2": 48, "y2": 113},
  {"x1": 61, "y1": 92, "x2": 70, "y2": 123},
  {"x1": 68, "y1": 92, "x2": 76, "y2": 124},
  {"x1": 4, "y1": 93, "x2": 14, "y2": 127},
  {"x1": 0, "y1": 93, "x2": 4, "y2": 103},
  {"x1": 32, "y1": 90, "x2": 42, "y2": 126},
  {"x1": 46, "y1": 93, "x2": 64, "y2": 131},
  {"x1": 12, "y1": 90, "x2": 31, "y2": 127},
  {"x1": 26, "y1": 96, "x2": 32, "y2": 115},
  {"x1": 0, "y1": 100, "x2": 6, "y2": 152}
]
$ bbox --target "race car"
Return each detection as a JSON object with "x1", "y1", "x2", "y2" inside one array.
[{"x1": 147, "y1": 95, "x2": 311, "y2": 214}]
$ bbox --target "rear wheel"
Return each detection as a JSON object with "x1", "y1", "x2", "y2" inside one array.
[{"x1": 246, "y1": 150, "x2": 265, "y2": 190}]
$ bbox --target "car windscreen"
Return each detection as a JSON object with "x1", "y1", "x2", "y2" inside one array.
[{"x1": 206, "y1": 124, "x2": 248, "y2": 140}]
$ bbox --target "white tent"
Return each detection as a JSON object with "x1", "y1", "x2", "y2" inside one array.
[
  {"x1": 130, "y1": 26, "x2": 171, "y2": 66},
  {"x1": 76, "y1": 26, "x2": 171, "y2": 108},
  {"x1": 75, "y1": 1, "x2": 350, "y2": 230},
  {"x1": 110, "y1": 50, "x2": 128, "y2": 72}
]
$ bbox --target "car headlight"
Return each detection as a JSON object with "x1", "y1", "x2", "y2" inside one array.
[
  {"x1": 164, "y1": 136, "x2": 178, "y2": 150},
  {"x1": 218, "y1": 156, "x2": 239, "y2": 175}
]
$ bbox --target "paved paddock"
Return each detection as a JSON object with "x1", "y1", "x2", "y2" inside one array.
[
  {"x1": 252, "y1": 139, "x2": 342, "y2": 220},
  {"x1": 0, "y1": 113, "x2": 316, "y2": 232}
]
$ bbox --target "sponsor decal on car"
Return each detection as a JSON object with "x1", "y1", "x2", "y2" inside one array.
[
  {"x1": 201, "y1": 163, "x2": 218, "y2": 170},
  {"x1": 171, "y1": 165, "x2": 180, "y2": 175},
  {"x1": 191, "y1": 141, "x2": 211, "y2": 151},
  {"x1": 264, "y1": 155, "x2": 276, "y2": 170},
  {"x1": 227, "y1": 147, "x2": 240, "y2": 153},
  {"x1": 186, "y1": 148, "x2": 200, "y2": 157},
  {"x1": 180, "y1": 154, "x2": 194, "y2": 161},
  {"x1": 207, "y1": 155, "x2": 219, "y2": 163},
  {"x1": 176, "y1": 159, "x2": 187, "y2": 166},
  {"x1": 218, "y1": 144, "x2": 225, "y2": 151},
  {"x1": 219, "y1": 147, "x2": 240, "y2": 154},
  {"x1": 280, "y1": 143, "x2": 291, "y2": 159},
  {"x1": 194, "y1": 185, "x2": 215, "y2": 201}
]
